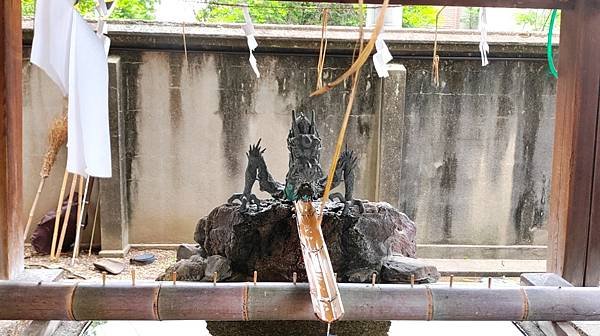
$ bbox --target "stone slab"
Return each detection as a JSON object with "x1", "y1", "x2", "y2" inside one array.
[{"x1": 423, "y1": 258, "x2": 546, "y2": 277}]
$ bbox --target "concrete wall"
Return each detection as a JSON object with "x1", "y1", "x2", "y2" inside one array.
[
  {"x1": 21, "y1": 22, "x2": 556, "y2": 256},
  {"x1": 400, "y1": 59, "x2": 555, "y2": 246}
]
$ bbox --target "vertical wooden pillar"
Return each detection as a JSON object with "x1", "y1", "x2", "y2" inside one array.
[
  {"x1": 547, "y1": 0, "x2": 600, "y2": 286},
  {"x1": 0, "y1": 0, "x2": 23, "y2": 280}
]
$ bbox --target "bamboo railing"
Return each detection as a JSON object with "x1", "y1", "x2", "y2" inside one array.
[{"x1": 1, "y1": 281, "x2": 600, "y2": 321}]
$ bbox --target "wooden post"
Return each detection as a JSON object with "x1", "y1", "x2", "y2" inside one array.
[
  {"x1": 547, "y1": 0, "x2": 600, "y2": 286},
  {"x1": 0, "y1": 0, "x2": 23, "y2": 280}
]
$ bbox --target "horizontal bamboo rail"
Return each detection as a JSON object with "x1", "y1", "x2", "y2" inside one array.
[{"x1": 1, "y1": 281, "x2": 600, "y2": 321}]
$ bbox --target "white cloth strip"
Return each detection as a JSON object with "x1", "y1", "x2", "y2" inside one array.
[
  {"x1": 31, "y1": 0, "x2": 74, "y2": 96},
  {"x1": 67, "y1": 11, "x2": 112, "y2": 178},
  {"x1": 373, "y1": 37, "x2": 393, "y2": 78},
  {"x1": 242, "y1": 6, "x2": 260, "y2": 78},
  {"x1": 479, "y1": 8, "x2": 489, "y2": 67}
]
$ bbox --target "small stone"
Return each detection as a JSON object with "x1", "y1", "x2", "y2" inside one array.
[
  {"x1": 156, "y1": 255, "x2": 207, "y2": 281},
  {"x1": 203, "y1": 255, "x2": 232, "y2": 281},
  {"x1": 177, "y1": 244, "x2": 204, "y2": 261},
  {"x1": 345, "y1": 267, "x2": 379, "y2": 283},
  {"x1": 380, "y1": 255, "x2": 440, "y2": 284}
]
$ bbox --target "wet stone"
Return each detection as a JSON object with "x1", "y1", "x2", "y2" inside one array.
[{"x1": 381, "y1": 255, "x2": 440, "y2": 284}]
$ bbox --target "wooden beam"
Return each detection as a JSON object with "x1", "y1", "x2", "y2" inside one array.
[
  {"x1": 591, "y1": 83, "x2": 600, "y2": 285},
  {"x1": 547, "y1": 0, "x2": 600, "y2": 287},
  {"x1": 277, "y1": 0, "x2": 573, "y2": 9},
  {"x1": 0, "y1": 0, "x2": 23, "y2": 279}
]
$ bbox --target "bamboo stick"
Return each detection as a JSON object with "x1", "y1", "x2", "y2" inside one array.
[
  {"x1": 2, "y1": 281, "x2": 600, "y2": 322},
  {"x1": 88, "y1": 189, "x2": 101, "y2": 256},
  {"x1": 295, "y1": 200, "x2": 344, "y2": 323},
  {"x1": 50, "y1": 170, "x2": 70, "y2": 260},
  {"x1": 71, "y1": 176, "x2": 89, "y2": 264},
  {"x1": 54, "y1": 175, "x2": 78, "y2": 260},
  {"x1": 23, "y1": 178, "x2": 45, "y2": 241}
]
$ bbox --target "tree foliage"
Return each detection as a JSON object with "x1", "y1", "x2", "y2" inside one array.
[
  {"x1": 197, "y1": 0, "x2": 363, "y2": 26},
  {"x1": 21, "y1": 0, "x2": 159, "y2": 20},
  {"x1": 401, "y1": 6, "x2": 439, "y2": 28},
  {"x1": 515, "y1": 9, "x2": 560, "y2": 31},
  {"x1": 460, "y1": 7, "x2": 479, "y2": 29}
]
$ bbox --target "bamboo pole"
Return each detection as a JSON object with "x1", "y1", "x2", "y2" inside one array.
[
  {"x1": 54, "y1": 175, "x2": 78, "y2": 260},
  {"x1": 88, "y1": 190, "x2": 100, "y2": 256},
  {"x1": 23, "y1": 178, "x2": 45, "y2": 241},
  {"x1": 2, "y1": 281, "x2": 600, "y2": 321},
  {"x1": 295, "y1": 200, "x2": 344, "y2": 323},
  {"x1": 71, "y1": 176, "x2": 89, "y2": 264},
  {"x1": 50, "y1": 170, "x2": 70, "y2": 260}
]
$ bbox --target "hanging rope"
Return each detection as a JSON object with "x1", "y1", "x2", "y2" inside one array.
[
  {"x1": 316, "y1": 8, "x2": 329, "y2": 90},
  {"x1": 431, "y1": 6, "x2": 445, "y2": 87},
  {"x1": 310, "y1": 0, "x2": 389, "y2": 97},
  {"x1": 547, "y1": 9, "x2": 558, "y2": 79},
  {"x1": 319, "y1": 0, "x2": 366, "y2": 219}
]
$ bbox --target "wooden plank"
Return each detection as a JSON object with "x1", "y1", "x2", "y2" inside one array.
[
  {"x1": 520, "y1": 273, "x2": 572, "y2": 287},
  {"x1": 277, "y1": 0, "x2": 573, "y2": 9},
  {"x1": 0, "y1": 0, "x2": 23, "y2": 280},
  {"x1": 588, "y1": 80, "x2": 600, "y2": 286},
  {"x1": 547, "y1": 0, "x2": 600, "y2": 287}
]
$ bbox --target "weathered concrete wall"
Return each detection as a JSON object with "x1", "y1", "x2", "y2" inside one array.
[
  {"x1": 120, "y1": 51, "x2": 382, "y2": 244},
  {"x1": 400, "y1": 59, "x2": 555, "y2": 246},
  {"x1": 21, "y1": 22, "x2": 556, "y2": 255}
]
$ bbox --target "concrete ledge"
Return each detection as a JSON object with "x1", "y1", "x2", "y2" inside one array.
[
  {"x1": 424, "y1": 258, "x2": 546, "y2": 277},
  {"x1": 98, "y1": 245, "x2": 131, "y2": 258},
  {"x1": 21, "y1": 20, "x2": 555, "y2": 57},
  {"x1": 417, "y1": 244, "x2": 547, "y2": 260}
]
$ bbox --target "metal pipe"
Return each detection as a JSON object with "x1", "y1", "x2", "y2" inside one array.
[{"x1": 1, "y1": 281, "x2": 600, "y2": 321}]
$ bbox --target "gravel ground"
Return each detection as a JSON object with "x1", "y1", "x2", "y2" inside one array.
[{"x1": 24, "y1": 246, "x2": 178, "y2": 281}]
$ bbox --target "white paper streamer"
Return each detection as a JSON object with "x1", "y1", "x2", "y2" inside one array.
[
  {"x1": 479, "y1": 8, "x2": 489, "y2": 67},
  {"x1": 95, "y1": 0, "x2": 112, "y2": 56},
  {"x1": 373, "y1": 37, "x2": 393, "y2": 78},
  {"x1": 242, "y1": 6, "x2": 260, "y2": 78}
]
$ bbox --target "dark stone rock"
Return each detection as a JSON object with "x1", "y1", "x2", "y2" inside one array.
[
  {"x1": 194, "y1": 200, "x2": 416, "y2": 283},
  {"x1": 381, "y1": 255, "x2": 440, "y2": 284},
  {"x1": 156, "y1": 255, "x2": 207, "y2": 281},
  {"x1": 346, "y1": 268, "x2": 376, "y2": 283},
  {"x1": 206, "y1": 321, "x2": 391, "y2": 336},
  {"x1": 176, "y1": 243, "x2": 205, "y2": 261},
  {"x1": 203, "y1": 255, "x2": 232, "y2": 281}
]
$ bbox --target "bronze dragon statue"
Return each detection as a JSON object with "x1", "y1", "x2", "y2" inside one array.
[{"x1": 228, "y1": 110, "x2": 364, "y2": 215}]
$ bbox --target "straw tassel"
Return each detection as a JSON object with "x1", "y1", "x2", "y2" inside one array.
[{"x1": 24, "y1": 109, "x2": 68, "y2": 241}]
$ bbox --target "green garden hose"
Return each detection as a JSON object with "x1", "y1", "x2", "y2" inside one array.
[{"x1": 547, "y1": 9, "x2": 559, "y2": 78}]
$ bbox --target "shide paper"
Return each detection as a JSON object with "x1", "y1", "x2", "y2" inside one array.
[{"x1": 242, "y1": 6, "x2": 260, "y2": 78}]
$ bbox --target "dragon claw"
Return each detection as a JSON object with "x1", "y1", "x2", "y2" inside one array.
[{"x1": 228, "y1": 193, "x2": 262, "y2": 211}]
